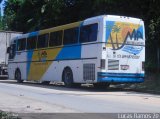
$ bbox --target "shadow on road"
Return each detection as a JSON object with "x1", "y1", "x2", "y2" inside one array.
[
  {"x1": 0, "y1": 79, "x2": 137, "y2": 93},
  {"x1": 0, "y1": 79, "x2": 160, "y2": 99},
  {"x1": 0, "y1": 80, "x2": 126, "y2": 92},
  {"x1": 0, "y1": 80, "x2": 159, "y2": 96}
]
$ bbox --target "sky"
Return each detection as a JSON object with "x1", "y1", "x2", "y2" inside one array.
[{"x1": 0, "y1": 0, "x2": 5, "y2": 16}]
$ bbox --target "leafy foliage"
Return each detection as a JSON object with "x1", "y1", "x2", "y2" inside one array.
[{"x1": 2, "y1": 0, "x2": 160, "y2": 73}]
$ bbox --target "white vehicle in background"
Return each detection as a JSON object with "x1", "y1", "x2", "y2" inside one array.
[
  {"x1": 7, "y1": 15, "x2": 145, "y2": 88},
  {"x1": 0, "y1": 31, "x2": 22, "y2": 79},
  {"x1": 0, "y1": 62, "x2": 8, "y2": 78}
]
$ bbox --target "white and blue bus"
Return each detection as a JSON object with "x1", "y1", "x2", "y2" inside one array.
[{"x1": 7, "y1": 15, "x2": 145, "y2": 88}]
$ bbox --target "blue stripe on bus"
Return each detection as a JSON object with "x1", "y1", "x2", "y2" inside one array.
[
  {"x1": 106, "y1": 21, "x2": 115, "y2": 42},
  {"x1": 98, "y1": 72, "x2": 145, "y2": 77},
  {"x1": 97, "y1": 77, "x2": 144, "y2": 83},
  {"x1": 56, "y1": 45, "x2": 81, "y2": 60},
  {"x1": 26, "y1": 31, "x2": 39, "y2": 79},
  {"x1": 26, "y1": 50, "x2": 34, "y2": 79},
  {"x1": 28, "y1": 31, "x2": 39, "y2": 37},
  {"x1": 97, "y1": 72, "x2": 145, "y2": 83}
]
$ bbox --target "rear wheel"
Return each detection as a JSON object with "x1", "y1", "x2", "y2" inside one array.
[
  {"x1": 62, "y1": 67, "x2": 74, "y2": 88},
  {"x1": 15, "y1": 70, "x2": 23, "y2": 83},
  {"x1": 93, "y1": 83, "x2": 110, "y2": 89}
]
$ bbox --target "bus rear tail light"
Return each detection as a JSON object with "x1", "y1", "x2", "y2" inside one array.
[
  {"x1": 142, "y1": 61, "x2": 145, "y2": 71},
  {"x1": 100, "y1": 59, "x2": 106, "y2": 69}
]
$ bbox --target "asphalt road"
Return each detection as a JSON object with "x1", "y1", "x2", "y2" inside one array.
[{"x1": 0, "y1": 80, "x2": 160, "y2": 118}]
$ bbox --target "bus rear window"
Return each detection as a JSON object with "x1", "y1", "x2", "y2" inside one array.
[{"x1": 80, "y1": 23, "x2": 98, "y2": 43}]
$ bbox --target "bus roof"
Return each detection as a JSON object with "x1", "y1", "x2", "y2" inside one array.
[{"x1": 13, "y1": 15, "x2": 143, "y2": 40}]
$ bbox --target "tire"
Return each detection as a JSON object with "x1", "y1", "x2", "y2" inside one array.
[
  {"x1": 93, "y1": 83, "x2": 110, "y2": 89},
  {"x1": 62, "y1": 67, "x2": 74, "y2": 88},
  {"x1": 15, "y1": 69, "x2": 23, "y2": 83}
]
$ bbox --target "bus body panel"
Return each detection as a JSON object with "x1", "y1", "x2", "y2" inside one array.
[
  {"x1": 8, "y1": 15, "x2": 145, "y2": 84},
  {"x1": 97, "y1": 16, "x2": 145, "y2": 83},
  {"x1": 8, "y1": 51, "x2": 28, "y2": 80}
]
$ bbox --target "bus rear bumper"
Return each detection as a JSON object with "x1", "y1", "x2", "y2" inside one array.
[{"x1": 97, "y1": 72, "x2": 144, "y2": 83}]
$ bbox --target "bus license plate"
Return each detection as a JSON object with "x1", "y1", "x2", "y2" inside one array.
[{"x1": 121, "y1": 65, "x2": 129, "y2": 70}]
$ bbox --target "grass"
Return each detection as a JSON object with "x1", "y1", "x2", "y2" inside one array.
[
  {"x1": 136, "y1": 73, "x2": 160, "y2": 91},
  {"x1": 113, "y1": 73, "x2": 160, "y2": 94},
  {"x1": 0, "y1": 111, "x2": 20, "y2": 119},
  {"x1": 124, "y1": 73, "x2": 160, "y2": 93}
]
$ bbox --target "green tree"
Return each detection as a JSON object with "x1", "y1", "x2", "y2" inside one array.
[
  {"x1": 3, "y1": 0, "x2": 24, "y2": 30},
  {"x1": 2, "y1": 0, "x2": 160, "y2": 74}
]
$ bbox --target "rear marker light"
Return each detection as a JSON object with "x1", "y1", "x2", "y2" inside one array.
[{"x1": 142, "y1": 62, "x2": 145, "y2": 71}]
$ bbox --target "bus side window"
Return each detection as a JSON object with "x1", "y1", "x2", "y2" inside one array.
[
  {"x1": 63, "y1": 27, "x2": 79, "y2": 45},
  {"x1": 27, "y1": 36, "x2": 37, "y2": 50},
  {"x1": 17, "y1": 38, "x2": 26, "y2": 51},
  {"x1": 80, "y1": 23, "x2": 98, "y2": 43},
  {"x1": 37, "y1": 34, "x2": 49, "y2": 48},
  {"x1": 9, "y1": 44, "x2": 16, "y2": 59},
  {"x1": 49, "y1": 31, "x2": 62, "y2": 47}
]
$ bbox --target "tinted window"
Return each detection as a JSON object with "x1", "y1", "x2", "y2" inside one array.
[
  {"x1": 17, "y1": 38, "x2": 26, "y2": 51},
  {"x1": 63, "y1": 27, "x2": 79, "y2": 45},
  {"x1": 49, "y1": 31, "x2": 62, "y2": 47},
  {"x1": 80, "y1": 23, "x2": 98, "y2": 43},
  {"x1": 9, "y1": 44, "x2": 16, "y2": 59},
  {"x1": 37, "y1": 34, "x2": 49, "y2": 48},
  {"x1": 27, "y1": 36, "x2": 37, "y2": 50}
]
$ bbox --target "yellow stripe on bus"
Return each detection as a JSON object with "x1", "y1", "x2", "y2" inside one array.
[
  {"x1": 28, "y1": 48, "x2": 62, "y2": 81},
  {"x1": 39, "y1": 21, "x2": 81, "y2": 35}
]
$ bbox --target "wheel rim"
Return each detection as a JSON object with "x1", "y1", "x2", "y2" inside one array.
[
  {"x1": 63, "y1": 68, "x2": 73, "y2": 86},
  {"x1": 64, "y1": 71, "x2": 72, "y2": 84}
]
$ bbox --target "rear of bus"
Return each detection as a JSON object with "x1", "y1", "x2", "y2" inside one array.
[{"x1": 98, "y1": 15, "x2": 145, "y2": 83}]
